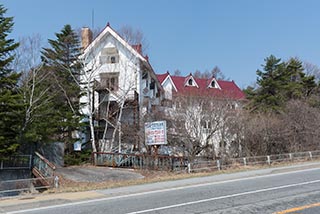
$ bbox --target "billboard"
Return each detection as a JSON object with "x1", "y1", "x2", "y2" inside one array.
[{"x1": 145, "y1": 121, "x2": 167, "y2": 145}]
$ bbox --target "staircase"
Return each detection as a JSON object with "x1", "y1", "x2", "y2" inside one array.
[
  {"x1": 0, "y1": 152, "x2": 56, "y2": 196},
  {"x1": 32, "y1": 152, "x2": 56, "y2": 188}
]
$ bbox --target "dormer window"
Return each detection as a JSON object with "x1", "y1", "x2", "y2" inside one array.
[
  {"x1": 211, "y1": 81, "x2": 215, "y2": 88},
  {"x1": 185, "y1": 76, "x2": 198, "y2": 87},
  {"x1": 209, "y1": 79, "x2": 220, "y2": 89},
  {"x1": 211, "y1": 81, "x2": 216, "y2": 88}
]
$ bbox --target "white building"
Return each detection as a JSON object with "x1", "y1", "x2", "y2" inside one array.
[
  {"x1": 79, "y1": 23, "x2": 163, "y2": 152},
  {"x1": 156, "y1": 72, "x2": 246, "y2": 157}
]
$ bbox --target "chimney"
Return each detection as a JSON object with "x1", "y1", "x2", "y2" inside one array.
[{"x1": 81, "y1": 27, "x2": 92, "y2": 50}]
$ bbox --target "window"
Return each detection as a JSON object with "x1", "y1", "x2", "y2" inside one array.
[
  {"x1": 149, "y1": 79, "x2": 155, "y2": 90},
  {"x1": 100, "y1": 47, "x2": 119, "y2": 64},
  {"x1": 211, "y1": 81, "x2": 215, "y2": 88},
  {"x1": 142, "y1": 71, "x2": 148, "y2": 79},
  {"x1": 110, "y1": 56, "x2": 116, "y2": 63},
  {"x1": 188, "y1": 78, "x2": 193, "y2": 85},
  {"x1": 100, "y1": 73, "x2": 119, "y2": 91}
]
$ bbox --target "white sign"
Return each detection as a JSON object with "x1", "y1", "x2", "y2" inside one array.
[
  {"x1": 145, "y1": 121, "x2": 167, "y2": 145},
  {"x1": 73, "y1": 141, "x2": 82, "y2": 151}
]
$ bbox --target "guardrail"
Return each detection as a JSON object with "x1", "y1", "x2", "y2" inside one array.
[
  {"x1": 93, "y1": 152, "x2": 186, "y2": 171},
  {"x1": 191, "y1": 150, "x2": 320, "y2": 172},
  {"x1": 0, "y1": 155, "x2": 32, "y2": 170},
  {"x1": 0, "y1": 177, "x2": 54, "y2": 198}
]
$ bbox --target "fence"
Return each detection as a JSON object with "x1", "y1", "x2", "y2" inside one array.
[
  {"x1": 0, "y1": 155, "x2": 32, "y2": 170},
  {"x1": 0, "y1": 152, "x2": 57, "y2": 198},
  {"x1": 191, "y1": 150, "x2": 320, "y2": 172},
  {"x1": 0, "y1": 177, "x2": 54, "y2": 198},
  {"x1": 93, "y1": 152, "x2": 187, "y2": 171},
  {"x1": 93, "y1": 150, "x2": 320, "y2": 173}
]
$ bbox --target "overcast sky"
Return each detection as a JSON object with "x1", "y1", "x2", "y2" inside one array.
[{"x1": 3, "y1": 0, "x2": 320, "y2": 88}]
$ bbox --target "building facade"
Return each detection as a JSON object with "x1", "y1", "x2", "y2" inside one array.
[{"x1": 79, "y1": 23, "x2": 162, "y2": 152}]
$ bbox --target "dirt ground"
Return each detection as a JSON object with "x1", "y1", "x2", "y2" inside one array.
[
  {"x1": 56, "y1": 165, "x2": 144, "y2": 183},
  {"x1": 52, "y1": 165, "x2": 186, "y2": 192}
]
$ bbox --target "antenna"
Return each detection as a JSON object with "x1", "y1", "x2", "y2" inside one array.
[{"x1": 91, "y1": 9, "x2": 94, "y2": 30}]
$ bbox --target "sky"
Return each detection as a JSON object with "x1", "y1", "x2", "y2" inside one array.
[{"x1": 2, "y1": 0, "x2": 320, "y2": 88}]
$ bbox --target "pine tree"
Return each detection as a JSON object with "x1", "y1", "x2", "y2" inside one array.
[
  {"x1": 41, "y1": 24, "x2": 82, "y2": 146},
  {"x1": 0, "y1": 4, "x2": 22, "y2": 158},
  {"x1": 246, "y1": 55, "x2": 317, "y2": 113},
  {"x1": 249, "y1": 55, "x2": 286, "y2": 112}
]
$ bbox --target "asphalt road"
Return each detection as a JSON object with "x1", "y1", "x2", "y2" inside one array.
[{"x1": 4, "y1": 163, "x2": 320, "y2": 214}]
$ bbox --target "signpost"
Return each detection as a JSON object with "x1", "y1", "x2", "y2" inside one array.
[{"x1": 145, "y1": 121, "x2": 167, "y2": 146}]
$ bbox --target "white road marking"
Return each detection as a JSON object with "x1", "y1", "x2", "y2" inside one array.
[
  {"x1": 126, "y1": 179, "x2": 320, "y2": 214},
  {"x1": 6, "y1": 167, "x2": 320, "y2": 214}
]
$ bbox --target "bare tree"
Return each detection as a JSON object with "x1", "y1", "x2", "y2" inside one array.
[
  {"x1": 193, "y1": 70, "x2": 202, "y2": 78},
  {"x1": 79, "y1": 43, "x2": 146, "y2": 157},
  {"x1": 12, "y1": 35, "x2": 55, "y2": 144},
  {"x1": 211, "y1": 66, "x2": 226, "y2": 80},
  {"x1": 281, "y1": 100, "x2": 320, "y2": 152},
  {"x1": 166, "y1": 92, "x2": 239, "y2": 161},
  {"x1": 192, "y1": 67, "x2": 227, "y2": 80},
  {"x1": 173, "y1": 69, "x2": 181, "y2": 76},
  {"x1": 118, "y1": 25, "x2": 149, "y2": 54},
  {"x1": 304, "y1": 61, "x2": 320, "y2": 82}
]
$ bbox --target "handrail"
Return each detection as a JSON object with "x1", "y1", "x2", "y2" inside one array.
[
  {"x1": 34, "y1": 151, "x2": 56, "y2": 170},
  {"x1": 33, "y1": 152, "x2": 56, "y2": 178}
]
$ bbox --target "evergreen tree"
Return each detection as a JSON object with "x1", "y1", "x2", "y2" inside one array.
[
  {"x1": 248, "y1": 55, "x2": 286, "y2": 112},
  {"x1": 0, "y1": 4, "x2": 22, "y2": 158},
  {"x1": 41, "y1": 24, "x2": 82, "y2": 146},
  {"x1": 246, "y1": 55, "x2": 317, "y2": 113}
]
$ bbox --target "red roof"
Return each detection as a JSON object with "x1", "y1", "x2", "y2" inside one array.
[
  {"x1": 156, "y1": 73, "x2": 246, "y2": 100},
  {"x1": 156, "y1": 72, "x2": 169, "y2": 83}
]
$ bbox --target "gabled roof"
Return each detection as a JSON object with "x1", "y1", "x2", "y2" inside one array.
[
  {"x1": 156, "y1": 72, "x2": 246, "y2": 100},
  {"x1": 82, "y1": 23, "x2": 147, "y2": 62},
  {"x1": 81, "y1": 23, "x2": 163, "y2": 91},
  {"x1": 184, "y1": 74, "x2": 199, "y2": 88}
]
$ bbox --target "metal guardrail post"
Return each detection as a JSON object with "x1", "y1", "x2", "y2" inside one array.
[
  {"x1": 309, "y1": 152, "x2": 313, "y2": 160},
  {"x1": 187, "y1": 163, "x2": 191, "y2": 173},
  {"x1": 54, "y1": 176, "x2": 59, "y2": 188},
  {"x1": 217, "y1": 160, "x2": 221, "y2": 170}
]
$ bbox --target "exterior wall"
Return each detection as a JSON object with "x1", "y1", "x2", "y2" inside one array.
[
  {"x1": 80, "y1": 33, "x2": 162, "y2": 117},
  {"x1": 80, "y1": 34, "x2": 142, "y2": 115},
  {"x1": 79, "y1": 27, "x2": 164, "y2": 152},
  {"x1": 162, "y1": 77, "x2": 173, "y2": 100}
]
